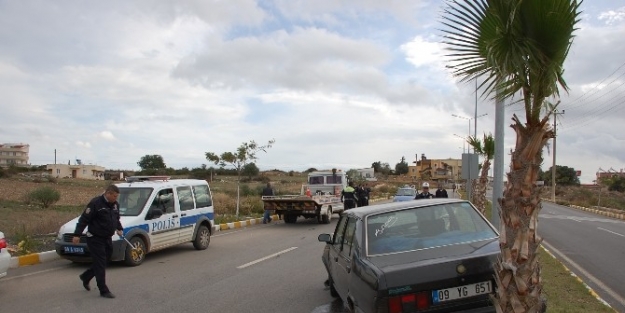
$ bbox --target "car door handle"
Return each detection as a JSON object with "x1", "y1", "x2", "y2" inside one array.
[
  {"x1": 172, "y1": 215, "x2": 179, "y2": 218},
  {"x1": 181, "y1": 213, "x2": 187, "y2": 217}
]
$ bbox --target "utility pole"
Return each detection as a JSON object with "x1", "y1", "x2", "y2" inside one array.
[
  {"x1": 552, "y1": 109, "x2": 565, "y2": 202},
  {"x1": 492, "y1": 88, "x2": 504, "y2": 229}
]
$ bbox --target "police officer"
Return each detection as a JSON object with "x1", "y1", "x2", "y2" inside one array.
[
  {"x1": 74, "y1": 185, "x2": 123, "y2": 299},
  {"x1": 262, "y1": 182, "x2": 275, "y2": 223},
  {"x1": 341, "y1": 181, "x2": 358, "y2": 210},
  {"x1": 415, "y1": 182, "x2": 435, "y2": 199}
]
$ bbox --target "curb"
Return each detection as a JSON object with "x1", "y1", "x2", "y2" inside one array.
[
  {"x1": 541, "y1": 245, "x2": 614, "y2": 311},
  {"x1": 542, "y1": 198, "x2": 625, "y2": 221},
  {"x1": 9, "y1": 250, "x2": 59, "y2": 269}
]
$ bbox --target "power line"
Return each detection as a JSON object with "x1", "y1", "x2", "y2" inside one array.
[{"x1": 562, "y1": 60, "x2": 625, "y2": 107}]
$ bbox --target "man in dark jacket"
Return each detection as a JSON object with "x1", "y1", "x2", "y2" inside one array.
[
  {"x1": 341, "y1": 182, "x2": 358, "y2": 210},
  {"x1": 262, "y1": 182, "x2": 275, "y2": 223},
  {"x1": 74, "y1": 185, "x2": 123, "y2": 299},
  {"x1": 435, "y1": 184, "x2": 449, "y2": 198}
]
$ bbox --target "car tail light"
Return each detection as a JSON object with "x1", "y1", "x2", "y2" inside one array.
[
  {"x1": 0, "y1": 238, "x2": 7, "y2": 249},
  {"x1": 388, "y1": 292, "x2": 430, "y2": 312}
]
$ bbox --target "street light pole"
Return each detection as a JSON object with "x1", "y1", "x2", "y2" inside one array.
[
  {"x1": 452, "y1": 113, "x2": 488, "y2": 153},
  {"x1": 453, "y1": 134, "x2": 466, "y2": 153}
]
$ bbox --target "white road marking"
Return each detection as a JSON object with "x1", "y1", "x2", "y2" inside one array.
[
  {"x1": 2, "y1": 267, "x2": 65, "y2": 281},
  {"x1": 542, "y1": 241, "x2": 625, "y2": 308},
  {"x1": 540, "y1": 214, "x2": 623, "y2": 224},
  {"x1": 598, "y1": 227, "x2": 625, "y2": 237},
  {"x1": 237, "y1": 247, "x2": 298, "y2": 269}
]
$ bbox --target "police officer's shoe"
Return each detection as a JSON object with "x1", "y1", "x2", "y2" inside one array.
[
  {"x1": 100, "y1": 292, "x2": 116, "y2": 299},
  {"x1": 79, "y1": 274, "x2": 90, "y2": 291}
]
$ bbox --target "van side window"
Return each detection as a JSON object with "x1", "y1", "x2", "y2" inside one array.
[
  {"x1": 193, "y1": 185, "x2": 212, "y2": 208},
  {"x1": 150, "y1": 188, "x2": 174, "y2": 214},
  {"x1": 177, "y1": 186, "x2": 195, "y2": 211}
]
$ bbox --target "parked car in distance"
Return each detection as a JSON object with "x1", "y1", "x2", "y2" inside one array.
[
  {"x1": 318, "y1": 199, "x2": 499, "y2": 313},
  {"x1": 393, "y1": 185, "x2": 417, "y2": 202},
  {"x1": 0, "y1": 230, "x2": 10, "y2": 279}
]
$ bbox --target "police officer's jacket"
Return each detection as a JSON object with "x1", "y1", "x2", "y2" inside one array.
[
  {"x1": 414, "y1": 192, "x2": 434, "y2": 200},
  {"x1": 341, "y1": 186, "x2": 358, "y2": 202},
  {"x1": 74, "y1": 195, "x2": 123, "y2": 238}
]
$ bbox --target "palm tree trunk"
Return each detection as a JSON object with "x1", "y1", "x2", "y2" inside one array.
[
  {"x1": 492, "y1": 116, "x2": 552, "y2": 313},
  {"x1": 472, "y1": 159, "x2": 491, "y2": 215}
]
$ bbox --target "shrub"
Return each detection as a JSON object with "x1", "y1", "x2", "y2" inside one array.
[{"x1": 27, "y1": 186, "x2": 61, "y2": 208}]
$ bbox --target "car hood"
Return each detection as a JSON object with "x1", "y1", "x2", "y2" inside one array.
[{"x1": 368, "y1": 238, "x2": 500, "y2": 290}]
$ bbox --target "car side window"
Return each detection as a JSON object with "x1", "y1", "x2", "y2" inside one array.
[
  {"x1": 149, "y1": 188, "x2": 174, "y2": 215},
  {"x1": 340, "y1": 217, "x2": 357, "y2": 257},
  {"x1": 193, "y1": 185, "x2": 212, "y2": 208},
  {"x1": 333, "y1": 215, "x2": 349, "y2": 249},
  {"x1": 176, "y1": 186, "x2": 195, "y2": 211}
]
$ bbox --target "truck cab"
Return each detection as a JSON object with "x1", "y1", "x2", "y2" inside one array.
[{"x1": 303, "y1": 171, "x2": 348, "y2": 196}]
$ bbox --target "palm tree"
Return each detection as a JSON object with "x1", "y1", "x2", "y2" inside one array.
[
  {"x1": 467, "y1": 133, "x2": 495, "y2": 215},
  {"x1": 441, "y1": 0, "x2": 582, "y2": 312}
]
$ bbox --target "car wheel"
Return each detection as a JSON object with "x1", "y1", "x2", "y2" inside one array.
[
  {"x1": 193, "y1": 225, "x2": 211, "y2": 250},
  {"x1": 124, "y1": 236, "x2": 147, "y2": 267}
]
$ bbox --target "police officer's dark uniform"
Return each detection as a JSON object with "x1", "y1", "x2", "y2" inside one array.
[
  {"x1": 341, "y1": 182, "x2": 358, "y2": 210},
  {"x1": 74, "y1": 186, "x2": 123, "y2": 298}
]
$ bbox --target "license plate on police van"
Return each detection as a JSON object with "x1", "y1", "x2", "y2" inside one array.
[
  {"x1": 63, "y1": 246, "x2": 85, "y2": 254},
  {"x1": 432, "y1": 281, "x2": 492, "y2": 303}
]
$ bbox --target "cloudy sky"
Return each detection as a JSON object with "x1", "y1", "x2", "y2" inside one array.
[{"x1": 1, "y1": 0, "x2": 624, "y2": 184}]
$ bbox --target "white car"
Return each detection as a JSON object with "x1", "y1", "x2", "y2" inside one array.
[{"x1": 0, "y1": 230, "x2": 10, "y2": 279}]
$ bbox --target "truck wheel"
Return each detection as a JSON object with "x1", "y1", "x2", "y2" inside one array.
[
  {"x1": 193, "y1": 225, "x2": 211, "y2": 250},
  {"x1": 124, "y1": 236, "x2": 147, "y2": 267},
  {"x1": 321, "y1": 209, "x2": 331, "y2": 224}
]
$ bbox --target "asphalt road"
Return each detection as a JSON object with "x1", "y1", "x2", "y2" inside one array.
[
  {"x1": 0, "y1": 217, "x2": 347, "y2": 313},
  {"x1": 540, "y1": 201, "x2": 625, "y2": 312}
]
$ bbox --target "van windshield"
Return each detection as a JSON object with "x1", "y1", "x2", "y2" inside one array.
[{"x1": 117, "y1": 187, "x2": 153, "y2": 216}]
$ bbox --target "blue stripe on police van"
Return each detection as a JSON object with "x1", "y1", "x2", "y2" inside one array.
[
  {"x1": 180, "y1": 212, "x2": 214, "y2": 227},
  {"x1": 123, "y1": 224, "x2": 149, "y2": 236}
]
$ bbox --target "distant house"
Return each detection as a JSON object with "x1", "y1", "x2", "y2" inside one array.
[
  {"x1": 47, "y1": 163, "x2": 105, "y2": 180},
  {"x1": 356, "y1": 168, "x2": 377, "y2": 181},
  {"x1": 0, "y1": 143, "x2": 29, "y2": 168}
]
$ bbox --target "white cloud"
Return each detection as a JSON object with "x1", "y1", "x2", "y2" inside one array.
[{"x1": 0, "y1": 0, "x2": 623, "y2": 184}]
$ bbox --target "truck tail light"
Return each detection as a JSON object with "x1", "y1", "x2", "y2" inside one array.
[
  {"x1": 388, "y1": 292, "x2": 430, "y2": 313},
  {"x1": 0, "y1": 237, "x2": 7, "y2": 250}
]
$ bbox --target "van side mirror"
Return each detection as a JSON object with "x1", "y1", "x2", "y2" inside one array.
[
  {"x1": 318, "y1": 233, "x2": 332, "y2": 243},
  {"x1": 149, "y1": 208, "x2": 163, "y2": 219}
]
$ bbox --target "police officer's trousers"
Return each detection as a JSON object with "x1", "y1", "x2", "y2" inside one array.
[{"x1": 82, "y1": 236, "x2": 113, "y2": 294}]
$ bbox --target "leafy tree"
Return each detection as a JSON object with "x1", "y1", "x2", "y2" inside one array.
[
  {"x1": 137, "y1": 155, "x2": 166, "y2": 171},
  {"x1": 467, "y1": 133, "x2": 495, "y2": 214},
  {"x1": 541, "y1": 165, "x2": 580, "y2": 186},
  {"x1": 394, "y1": 156, "x2": 409, "y2": 175},
  {"x1": 242, "y1": 162, "x2": 260, "y2": 179},
  {"x1": 371, "y1": 161, "x2": 382, "y2": 173},
  {"x1": 608, "y1": 176, "x2": 625, "y2": 192},
  {"x1": 346, "y1": 169, "x2": 366, "y2": 185},
  {"x1": 304, "y1": 168, "x2": 318, "y2": 173},
  {"x1": 442, "y1": 1, "x2": 581, "y2": 311},
  {"x1": 206, "y1": 139, "x2": 275, "y2": 217}
]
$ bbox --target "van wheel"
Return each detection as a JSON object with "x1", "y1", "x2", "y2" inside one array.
[
  {"x1": 124, "y1": 237, "x2": 146, "y2": 267},
  {"x1": 193, "y1": 225, "x2": 211, "y2": 250}
]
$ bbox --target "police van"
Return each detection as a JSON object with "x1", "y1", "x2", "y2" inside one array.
[{"x1": 54, "y1": 176, "x2": 216, "y2": 266}]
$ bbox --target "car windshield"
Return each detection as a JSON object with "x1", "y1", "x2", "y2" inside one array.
[
  {"x1": 117, "y1": 187, "x2": 153, "y2": 216},
  {"x1": 366, "y1": 202, "x2": 497, "y2": 256},
  {"x1": 396, "y1": 188, "x2": 416, "y2": 196}
]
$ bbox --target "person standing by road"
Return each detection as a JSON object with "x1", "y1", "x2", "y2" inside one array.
[
  {"x1": 341, "y1": 181, "x2": 358, "y2": 210},
  {"x1": 262, "y1": 182, "x2": 275, "y2": 224},
  {"x1": 435, "y1": 184, "x2": 449, "y2": 198},
  {"x1": 74, "y1": 184, "x2": 123, "y2": 299},
  {"x1": 414, "y1": 182, "x2": 435, "y2": 199}
]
